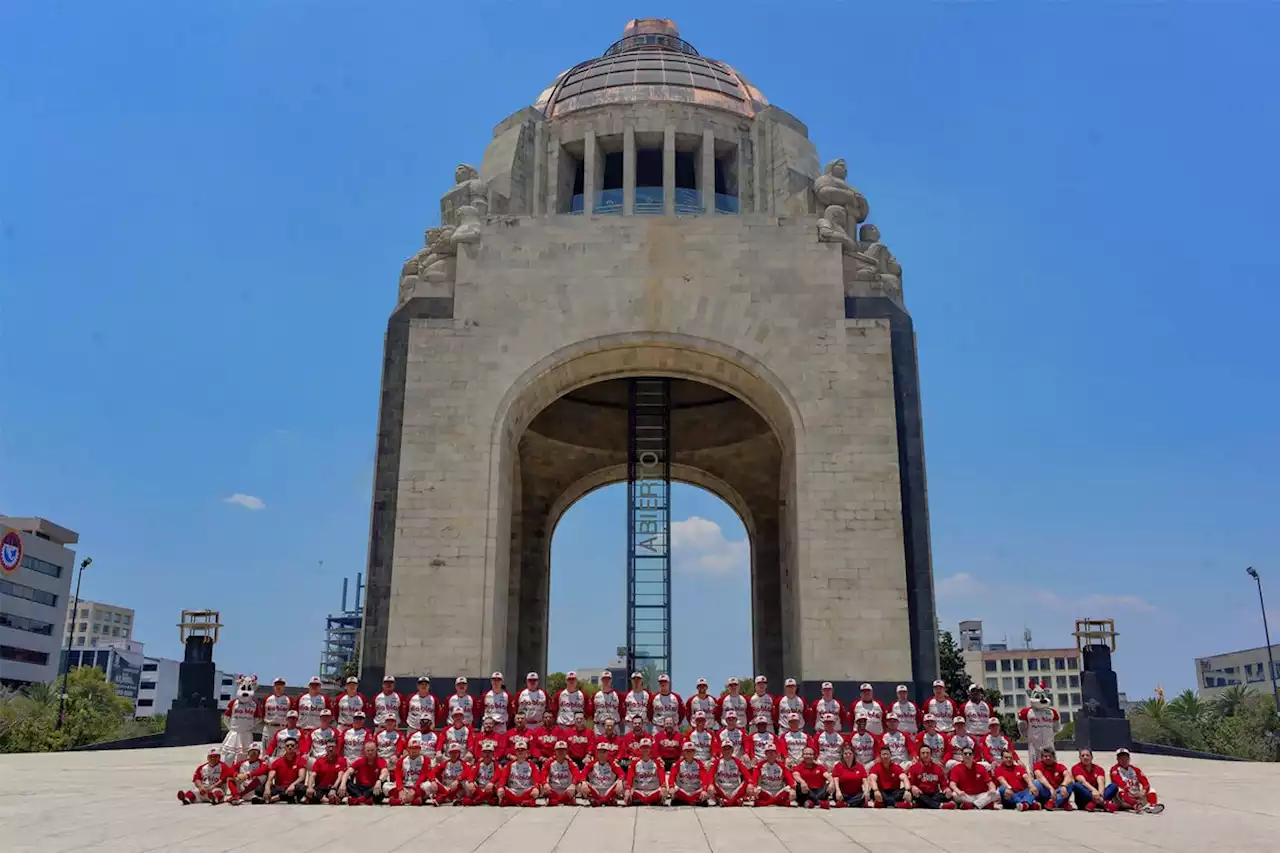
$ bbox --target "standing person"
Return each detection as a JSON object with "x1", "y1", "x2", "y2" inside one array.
[
  {"x1": 830, "y1": 743, "x2": 869, "y2": 808},
  {"x1": 623, "y1": 672, "x2": 651, "y2": 734},
  {"x1": 481, "y1": 672, "x2": 511, "y2": 733},
  {"x1": 867, "y1": 746, "x2": 912, "y2": 809},
  {"x1": 1032, "y1": 746, "x2": 1074, "y2": 810},
  {"x1": 432, "y1": 742, "x2": 470, "y2": 805},
  {"x1": 915, "y1": 714, "x2": 948, "y2": 760},
  {"x1": 655, "y1": 718, "x2": 684, "y2": 770},
  {"x1": 979, "y1": 716, "x2": 1017, "y2": 771},
  {"x1": 776, "y1": 678, "x2": 806, "y2": 729},
  {"x1": 261, "y1": 677, "x2": 294, "y2": 750},
  {"x1": 1070, "y1": 748, "x2": 1117, "y2": 812},
  {"x1": 889, "y1": 685, "x2": 920, "y2": 736},
  {"x1": 295, "y1": 677, "x2": 331, "y2": 733},
  {"x1": 267, "y1": 710, "x2": 305, "y2": 759},
  {"x1": 778, "y1": 713, "x2": 814, "y2": 768},
  {"x1": 848, "y1": 716, "x2": 880, "y2": 767},
  {"x1": 178, "y1": 747, "x2": 232, "y2": 805},
  {"x1": 791, "y1": 746, "x2": 830, "y2": 808},
  {"x1": 924, "y1": 680, "x2": 957, "y2": 735},
  {"x1": 719, "y1": 677, "x2": 748, "y2": 730},
  {"x1": 748, "y1": 716, "x2": 775, "y2": 768},
  {"x1": 582, "y1": 741, "x2": 625, "y2": 806},
  {"x1": 498, "y1": 739, "x2": 541, "y2": 806},
  {"x1": 813, "y1": 713, "x2": 847, "y2": 769},
  {"x1": 624, "y1": 739, "x2": 667, "y2": 805},
  {"x1": 374, "y1": 713, "x2": 406, "y2": 762},
  {"x1": 649, "y1": 674, "x2": 683, "y2": 730},
  {"x1": 264, "y1": 738, "x2": 307, "y2": 804},
  {"x1": 553, "y1": 671, "x2": 590, "y2": 728},
  {"x1": 718, "y1": 710, "x2": 746, "y2": 759},
  {"x1": 992, "y1": 750, "x2": 1038, "y2": 811},
  {"x1": 334, "y1": 677, "x2": 368, "y2": 729},
  {"x1": 944, "y1": 716, "x2": 977, "y2": 773},
  {"x1": 386, "y1": 741, "x2": 430, "y2": 806},
  {"x1": 341, "y1": 740, "x2": 389, "y2": 805},
  {"x1": 305, "y1": 710, "x2": 341, "y2": 769},
  {"x1": 440, "y1": 708, "x2": 473, "y2": 760},
  {"x1": 561, "y1": 713, "x2": 594, "y2": 766},
  {"x1": 686, "y1": 678, "x2": 719, "y2": 730},
  {"x1": 961, "y1": 685, "x2": 991, "y2": 738},
  {"x1": 851, "y1": 683, "x2": 886, "y2": 735},
  {"x1": 515, "y1": 672, "x2": 548, "y2": 724},
  {"x1": 810, "y1": 681, "x2": 845, "y2": 732},
  {"x1": 710, "y1": 738, "x2": 753, "y2": 807},
  {"x1": 879, "y1": 714, "x2": 916, "y2": 766},
  {"x1": 1109, "y1": 748, "x2": 1164, "y2": 813},
  {"x1": 464, "y1": 741, "x2": 502, "y2": 805},
  {"x1": 446, "y1": 676, "x2": 475, "y2": 723},
  {"x1": 405, "y1": 676, "x2": 441, "y2": 732},
  {"x1": 406, "y1": 714, "x2": 440, "y2": 761},
  {"x1": 752, "y1": 743, "x2": 796, "y2": 807},
  {"x1": 228, "y1": 743, "x2": 267, "y2": 805},
  {"x1": 747, "y1": 676, "x2": 777, "y2": 733},
  {"x1": 340, "y1": 710, "x2": 374, "y2": 762},
  {"x1": 668, "y1": 741, "x2": 711, "y2": 805},
  {"x1": 947, "y1": 746, "x2": 1000, "y2": 810},
  {"x1": 305, "y1": 741, "x2": 347, "y2": 804},
  {"x1": 371, "y1": 676, "x2": 405, "y2": 729},
  {"x1": 684, "y1": 711, "x2": 715, "y2": 763},
  {"x1": 592, "y1": 670, "x2": 622, "y2": 734},
  {"x1": 907, "y1": 744, "x2": 952, "y2": 809},
  {"x1": 541, "y1": 741, "x2": 582, "y2": 806}
]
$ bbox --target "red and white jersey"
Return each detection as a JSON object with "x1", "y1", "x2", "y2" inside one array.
[
  {"x1": 685, "y1": 728, "x2": 715, "y2": 763},
  {"x1": 472, "y1": 760, "x2": 499, "y2": 787},
  {"x1": 1019, "y1": 705, "x2": 1060, "y2": 745},
  {"x1": 849, "y1": 731, "x2": 879, "y2": 765},
  {"x1": 308, "y1": 726, "x2": 339, "y2": 759},
  {"x1": 503, "y1": 759, "x2": 537, "y2": 794},
  {"x1": 516, "y1": 688, "x2": 548, "y2": 722},
  {"x1": 623, "y1": 689, "x2": 651, "y2": 730},
  {"x1": 437, "y1": 759, "x2": 469, "y2": 786},
  {"x1": 719, "y1": 693, "x2": 748, "y2": 725},
  {"x1": 262, "y1": 693, "x2": 293, "y2": 726},
  {"x1": 925, "y1": 697, "x2": 957, "y2": 733},
  {"x1": 980, "y1": 733, "x2": 1015, "y2": 766},
  {"x1": 962, "y1": 700, "x2": 992, "y2": 737},
  {"x1": 917, "y1": 730, "x2": 947, "y2": 757},
  {"x1": 340, "y1": 727, "x2": 373, "y2": 762},
  {"x1": 947, "y1": 732, "x2": 977, "y2": 760},
  {"x1": 592, "y1": 689, "x2": 621, "y2": 730},
  {"x1": 628, "y1": 757, "x2": 662, "y2": 793},
  {"x1": 712, "y1": 756, "x2": 747, "y2": 791},
  {"x1": 375, "y1": 729, "x2": 404, "y2": 761},
  {"x1": 811, "y1": 697, "x2": 844, "y2": 731},
  {"x1": 881, "y1": 730, "x2": 914, "y2": 765},
  {"x1": 747, "y1": 692, "x2": 776, "y2": 730},
  {"x1": 755, "y1": 761, "x2": 791, "y2": 795},
  {"x1": 776, "y1": 694, "x2": 806, "y2": 727},
  {"x1": 649, "y1": 691, "x2": 682, "y2": 728},
  {"x1": 372, "y1": 691, "x2": 404, "y2": 727},
  {"x1": 585, "y1": 760, "x2": 621, "y2": 792},
  {"x1": 717, "y1": 727, "x2": 745, "y2": 758},
  {"x1": 396, "y1": 754, "x2": 427, "y2": 789},
  {"x1": 407, "y1": 729, "x2": 439, "y2": 757},
  {"x1": 194, "y1": 761, "x2": 230, "y2": 788},
  {"x1": 890, "y1": 700, "x2": 920, "y2": 734},
  {"x1": 268, "y1": 727, "x2": 303, "y2": 758},
  {"x1": 441, "y1": 724, "x2": 471, "y2": 756},
  {"x1": 852, "y1": 699, "x2": 886, "y2": 735},
  {"x1": 295, "y1": 692, "x2": 329, "y2": 730},
  {"x1": 405, "y1": 692, "x2": 439, "y2": 731},
  {"x1": 481, "y1": 689, "x2": 511, "y2": 729},
  {"x1": 671, "y1": 759, "x2": 707, "y2": 793},
  {"x1": 554, "y1": 688, "x2": 587, "y2": 727},
  {"x1": 814, "y1": 730, "x2": 846, "y2": 767},
  {"x1": 686, "y1": 693, "x2": 719, "y2": 728},
  {"x1": 749, "y1": 730, "x2": 775, "y2": 763},
  {"x1": 542, "y1": 759, "x2": 578, "y2": 794},
  {"x1": 779, "y1": 729, "x2": 811, "y2": 765},
  {"x1": 225, "y1": 696, "x2": 260, "y2": 728},
  {"x1": 446, "y1": 692, "x2": 474, "y2": 722},
  {"x1": 335, "y1": 692, "x2": 367, "y2": 728}
]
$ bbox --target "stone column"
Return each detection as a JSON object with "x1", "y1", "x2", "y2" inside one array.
[
  {"x1": 702, "y1": 128, "x2": 715, "y2": 214},
  {"x1": 533, "y1": 122, "x2": 547, "y2": 216},
  {"x1": 663, "y1": 125, "x2": 675, "y2": 216},
  {"x1": 583, "y1": 129, "x2": 597, "y2": 215},
  {"x1": 623, "y1": 126, "x2": 636, "y2": 216}
]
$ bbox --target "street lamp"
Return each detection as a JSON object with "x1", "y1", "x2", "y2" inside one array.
[
  {"x1": 56, "y1": 556, "x2": 91, "y2": 731},
  {"x1": 1246, "y1": 567, "x2": 1280, "y2": 719}
]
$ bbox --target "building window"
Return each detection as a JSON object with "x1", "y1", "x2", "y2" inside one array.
[
  {"x1": 92, "y1": 624, "x2": 100, "y2": 634},
  {"x1": 1056, "y1": 676, "x2": 1068, "y2": 688},
  {"x1": 1000, "y1": 659, "x2": 1012, "y2": 672},
  {"x1": 78, "y1": 622, "x2": 87, "y2": 633},
  {"x1": 79, "y1": 608, "x2": 87, "y2": 618},
  {"x1": 1054, "y1": 658, "x2": 1066, "y2": 670},
  {"x1": 0, "y1": 578, "x2": 59, "y2": 607},
  {"x1": 985, "y1": 677, "x2": 998, "y2": 690},
  {"x1": 1027, "y1": 658, "x2": 1038, "y2": 671},
  {"x1": 0, "y1": 611, "x2": 56, "y2": 636},
  {"x1": 1069, "y1": 675, "x2": 1079, "y2": 688},
  {"x1": 137, "y1": 698, "x2": 154, "y2": 707},
  {"x1": 1062, "y1": 711, "x2": 1072, "y2": 723},
  {"x1": 1224, "y1": 666, "x2": 1235, "y2": 674},
  {"x1": 1066, "y1": 658, "x2": 1078, "y2": 671},
  {"x1": 74, "y1": 637, "x2": 84, "y2": 646},
  {"x1": 143, "y1": 663, "x2": 157, "y2": 672},
  {"x1": 984, "y1": 660, "x2": 997, "y2": 672},
  {"x1": 0, "y1": 644, "x2": 50, "y2": 665},
  {"x1": 123, "y1": 615, "x2": 131, "y2": 625},
  {"x1": 1012, "y1": 659, "x2": 1023, "y2": 672},
  {"x1": 1015, "y1": 677, "x2": 1025, "y2": 689},
  {"x1": 122, "y1": 630, "x2": 129, "y2": 639},
  {"x1": 140, "y1": 681, "x2": 157, "y2": 690},
  {"x1": 20, "y1": 555, "x2": 63, "y2": 578},
  {"x1": 111, "y1": 627, "x2": 120, "y2": 636},
  {"x1": 1058, "y1": 693, "x2": 1069, "y2": 705},
  {"x1": 1002, "y1": 677, "x2": 1013, "y2": 690},
  {"x1": 1071, "y1": 693, "x2": 1081, "y2": 705},
  {"x1": 1015, "y1": 693, "x2": 1026, "y2": 706},
  {"x1": 1039, "y1": 658, "x2": 1051, "y2": 670},
  {"x1": 113, "y1": 613, "x2": 121, "y2": 623}
]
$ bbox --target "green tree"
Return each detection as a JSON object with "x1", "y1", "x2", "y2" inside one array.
[
  {"x1": 938, "y1": 631, "x2": 971, "y2": 703},
  {"x1": 546, "y1": 672, "x2": 568, "y2": 695},
  {"x1": 0, "y1": 667, "x2": 134, "y2": 753},
  {"x1": 1166, "y1": 689, "x2": 1208, "y2": 725},
  {"x1": 339, "y1": 658, "x2": 360, "y2": 680},
  {"x1": 1210, "y1": 685, "x2": 1254, "y2": 719}
]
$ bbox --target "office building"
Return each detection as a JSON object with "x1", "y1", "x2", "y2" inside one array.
[
  {"x1": 1195, "y1": 644, "x2": 1280, "y2": 699},
  {"x1": 958, "y1": 620, "x2": 1086, "y2": 723},
  {"x1": 135, "y1": 655, "x2": 180, "y2": 717},
  {"x1": 64, "y1": 599, "x2": 135, "y2": 649},
  {"x1": 0, "y1": 515, "x2": 77, "y2": 688},
  {"x1": 62, "y1": 643, "x2": 146, "y2": 700}
]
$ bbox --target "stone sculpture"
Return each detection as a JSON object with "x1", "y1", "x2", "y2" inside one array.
[
  {"x1": 813, "y1": 158, "x2": 869, "y2": 224},
  {"x1": 851, "y1": 223, "x2": 903, "y2": 291},
  {"x1": 398, "y1": 226, "x2": 459, "y2": 302},
  {"x1": 454, "y1": 164, "x2": 489, "y2": 216},
  {"x1": 452, "y1": 205, "x2": 483, "y2": 245},
  {"x1": 817, "y1": 205, "x2": 858, "y2": 255}
]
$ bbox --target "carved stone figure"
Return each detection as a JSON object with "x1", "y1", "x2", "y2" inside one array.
[
  {"x1": 454, "y1": 164, "x2": 489, "y2": 216},
  {"x1": 817, "y1": 205, "x2": 857, "y2": 255},
  {"x1": 452, "y1": 205, "x2": 483, "y2": 245},
  {"x1": 813, "y1": 158, "x2": 869, "y2": 224},
  {"x1": 851, "y1": 223, "x2": 902, "y2": 291},
  {"x1": 399, "y1": 226, "x2": 459, "y2": 301}
]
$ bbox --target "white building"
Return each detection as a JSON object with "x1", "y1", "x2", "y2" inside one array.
[
  {"x1": 64, "y1": 599, "x2": 135, "y2": 649},
  {"x1": 958, "y1": 620, "x2": 1086, "y2": 724},
  {"x1": 0, "y1": 516, "x2": 77, "y2": 688},
  {"x1": 132, "y1": 656, "x2": 235, "y2": 716},
  {"x1": 1195, "y1": 644, "x2": 1280, "y2": 699}
]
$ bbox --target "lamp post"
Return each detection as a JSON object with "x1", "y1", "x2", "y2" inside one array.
[
  {"x1": 56, "y1": 556, "x2": 91, "y2": 730},
  {"x1": 1246, "y1": 567, "x2": 1280, "y2": 719}
]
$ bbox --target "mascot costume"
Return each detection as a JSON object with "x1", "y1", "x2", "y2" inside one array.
[
  {"x1": 1018, "y1": 679, "x2": 1060, "y2": 761},
  {"x1": 222, "y1": 674, "x2": 262, "y2": 763}
]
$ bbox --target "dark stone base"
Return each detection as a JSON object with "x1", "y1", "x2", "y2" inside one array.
[
  {"x1": 1075, "y1": 715, "x2": 1132, "y2": 753},
  {"x1": 163, "y1": 707, "x2": 223, "y2": 748}
]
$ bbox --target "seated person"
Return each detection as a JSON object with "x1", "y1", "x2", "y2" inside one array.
[
  {"x1": 992, "y1": 750, "x2": 1038, "y2": 811},
  {"x1": 433, "y1": 742, "x2": 471, "y2": 805},
  {"x1": 668, "y1": 741, "x2": 711, "y2": 805},
  {"x1": 907, "y1": 744, "x2": 952, "y2": 809},
  {"x1": 752, "y1": 743, "x2": 796, "y2": 807},
  {"x1": 179, "y1": 747, "x2": 232, "y2": 805},
  {"x1": 341, "y1": 740, "x2": 389, "y2": 805},
  {"x1": 1069, "y1": 748, "x2": 1117, "y2": 812},
  {"x1": 541, "y1": 741, "x2": 583, "y2": 806},
  {"x1": 709, "y1": 738, "x2": 753, "y2": 807},
  {"x1": 791, "y1": 746, "x2": 830, "y2": 809},
  {"x1": 1032, "y1": 746, "x2": 1074, "y2": 810},
  {"x1": 305, "y1": 741, "x2": 347, "y2": 805},
  {"x1": 385, "y1": 741, "x2": 429, "y2": 806},
  {"x1": 1110, "y1": 748, "x2": 1164, "y2": 814},
  {"x1": 830, "y1": 743, "x2": 869, "y2": 807},
  {"x1": 624, "y1": 739, "x2": 667, "y2": 805},
  {"x1": 867, "y1": 746, "x2": 912, "y2": 808},
  {"x1": 582, "y1": 741, "x2": 625, "y2": 806},
  {"x1": 947, "y1": 746, "x2": 1000, "y2": 810}
]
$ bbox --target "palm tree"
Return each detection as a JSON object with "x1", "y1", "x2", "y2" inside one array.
[
  {"x1": 1210, "y1": 685, "x2": 1254, "y2": 718},
  {"x1": 1131, "y1": 696, "x2": 1168, "y2": 721},
  {"x1": 1166, "y1": 689, "x2": 1207, "y2": 723}
]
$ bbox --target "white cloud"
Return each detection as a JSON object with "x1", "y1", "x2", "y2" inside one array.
[
  {"x1": 223, "y1": 493, "x2": 266, "y2": 511},
  {"x1": 672, "y1": 516, "x2": 748, "y2": 575},
  {"x1": 936, "y1": 572, "x2": 1156, "y2": 614}
]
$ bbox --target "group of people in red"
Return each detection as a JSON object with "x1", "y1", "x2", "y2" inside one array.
[{"x1": 179, "y1": 670, "x2": 1162, "y2": 813}]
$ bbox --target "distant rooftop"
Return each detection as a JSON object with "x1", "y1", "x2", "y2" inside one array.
[{"x1": 0, "y1": 515, "x2": 79, "y2": 546}]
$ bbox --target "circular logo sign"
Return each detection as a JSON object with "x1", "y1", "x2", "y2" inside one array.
[{"x1": 0, "y1": 530, "x2": 22, "y2": 575}]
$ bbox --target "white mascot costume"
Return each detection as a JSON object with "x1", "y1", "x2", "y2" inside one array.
[
  {"x1": 221, "y1": 674, "x2": 260, "y2": 763},
  {"x1": 1018, "y1": 679, "x2": 1060, "y2": 762}
]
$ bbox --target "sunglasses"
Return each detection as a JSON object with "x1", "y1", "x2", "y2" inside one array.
[{"x1": 961, "y1": 751, "x2": 974, "y2": 757}]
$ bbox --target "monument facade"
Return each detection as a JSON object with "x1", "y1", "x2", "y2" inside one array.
[{"x1": 361, "y1": 19, "x2": 938, "y2": 699}]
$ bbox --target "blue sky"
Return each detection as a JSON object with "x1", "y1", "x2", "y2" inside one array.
[{"x1": 3, "y1": 3, "x2": 1278, "y2": 698}]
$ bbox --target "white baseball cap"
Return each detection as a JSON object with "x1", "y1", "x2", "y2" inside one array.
[
  {"x1": 989, "y1": 717, "x2": 1001, "y2": 725},
  {"x1": 308, "y1": 676, "x2": 322, "y2": 684},
  {"x1": 694, "y1": 711, "x2": 707, "y2": 719},
  {"x1": 1115, "y1": 747, "x2": 1131, "y2": 756},
  {"x1": 526, "y1": 672, "x2": 539, "y2": 680},
  {"x1": 249, "y1": 742, "x2": 263, "y2": 752},
  {"x1": 765, "y1": 742, "x2": 778, "y2": 752},
  {"x1": 555, "y1": 740, "x2": 568, "y2": 749},
  {"x1": 208, "y1": 747, "x2": 221, "y2": 756},
  {"x1": 696, "y1": 677, "x2": 708, "y2": 686},
  {"x1": 821, "y1": 681, "x2": 833, "y2": 690},
  {"x1": 727, "y1": 677, "x2": 740, "y2": 685},
  {"x1": 953, "y1": 715, "x2": 966, "y2": 724},
  {"x1": 381, "y1": 674, "x2": 395, "y2": 682},
  {"x1": 859, "y1": 682, "x2": 873, "y2": 691},
  {"x1": 286, "y1": 709, "x2": 299, "y2": 717},
  {"x1": 886, "y1": 712, "x2": 899, "y2": 721},
  {"x1": 822, "y1": 713, "x2": 836, "y2": 722},
  {"x1": 482, "y1": 740, "x2": 498, "y2": 751},
  {"x1": 600, "y1": 671, "x2": 612, "y2": 679},
  {"x1": 345, "y1": 676, "x2": 358, "y2": 684},
  {"x1": 923, "y1": 713, "x2": 935, "y2": 721},
  {"x1": 932, "y1": 679, "x2": 945, "y2": 688},
  {"x1": 896, "y1": 684, "x2": 908, "y2": 692},
  {"x1": 724, "y1": 710, "x2": 738, "y2": 719},
  {"x1": 273, "y1": 676, "x2": 287, "y2": 684},
  {"x1": 456, "y1": 676, "x2": 468, "y2": 684},
  {"x1": 631, "y1": 672, "x2": 643, "y2": 679},
  {"x1": 658, "y1": 674, "x2": 670, "y2": 682},
  {"x1": 755, "y1": 715, "x2": 770, "y2": 725},
  {"x1": 755, "y1": 675, "x2": 767, "y2": 684},
  {"x1": 452, "y1": 708, "x2": 465, "y2": 716},
  {"x1": 510, "y1": 738, "x2": 528, "y2": 750},
  {"x1": 784, "y1": 677, "x2": 797, "y2": 687},
  {"x1": 639, "y1": 738, "x2": 653, "y2": 747},
  {"x1": 447, "y1": 742, "x2": 462, "y2": 752},
  {"x1": 417, "y1": 675, "x2": 430, "y2": 683},
  {"x1": 491, "y1": 671, "x2": 503, "y2": 679},
  {"x1": 968, "y1": 683, "x2": 981, "y2": 692},
  {"x1": 566, "y1": 671, "x2": 577, "y2": 679},
  {"x1": 320, "y1": 709, "x2": 332, "y2": 716}
]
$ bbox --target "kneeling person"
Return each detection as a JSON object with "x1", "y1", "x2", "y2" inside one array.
[
  {"x1": 668, "y1": 742, "x2": 711, "y2": 805},
  {"x1": 625, "y1": 739, "x2": 667, "y2": 805},
  {"x1": 541, "y1": 741, "x2": 582, "y2": 806},
  {"x1": 583, "y1": 741, "x2": 625, "y2": 806},
  {"x1": 753, "y1": 743, "x2": 796, "y2": 806},
  {"x1": 710, "y1": 738, "x2": 753, "y2": 807},
  {"x1": 499, "y1": 739, "x2": 541, "y2": 806}
]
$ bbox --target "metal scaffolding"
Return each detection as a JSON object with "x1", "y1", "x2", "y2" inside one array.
[
  {"x1": 319, "y1": 575, "x2": 363, "y2": 687},
  {"x1": 626, "y1": 378, "x2": 672, "y2": 677}
]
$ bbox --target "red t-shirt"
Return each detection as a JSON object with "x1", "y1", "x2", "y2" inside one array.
[
  {"x1": 655, "y1": 730, "x2": 685, "y2": 762},
  {"x1": 269, "y1": 754, "x2": 305, "y2": 787},
  {"x1": 831, "y1": 761, "x2": 867, "y2": 793},
  {"x1": 907, "y1": 760, "x2": 946, "y2": 794},
  {"x1": 792, "y1": 763, "x2": 827, "y2": 790},
  {"x1": 1071, "y1": 762, "x2": 1106, "y2": 790},
  {"x1": 1034, "y1": 760, "x2": 1068, "y2": 788},
  {"x1": 868, "y1": 761, "x2": 905, "y2": 792},
  {"x1": 310, "y1": 755, "x2": 347, "y2": 788},
  {"x1": 348, "y1": 756, "x2": 387, "y2": 787},
  {"x1": 948, "y1": 762, "x2": 992, "y2": 796},
  {"x1": 993, "y1": 764, "x2": 1028, "y2": 792}
]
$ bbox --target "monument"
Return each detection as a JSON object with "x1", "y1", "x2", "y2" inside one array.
[{"x1": 361, "y1": 19, "x2": 937, "y2": 700}]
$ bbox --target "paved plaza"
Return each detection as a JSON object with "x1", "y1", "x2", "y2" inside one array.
[{"x1": 1, "y1": 746, "x2": 1277, "y2": 852}]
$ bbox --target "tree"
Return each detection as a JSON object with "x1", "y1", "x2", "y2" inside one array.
[
  {"x1": 0, "y1": 666, "x2": 133, "y2": 753},
  {"x1": 545, "y1": 672, "x2": 567, "y2": 695},
  {"x1": 1166, "y1": 689, "x2": 1208, "y2": 724},
  {"x1": 339, "y1": 658, "x2": 359, "y2": 681},
  {"x1": 938, "y1": 631, "x2": 971, "y2": 702},
  {"x1": 1210, "y1": 685, "x2": 1254, "y2": 719}
]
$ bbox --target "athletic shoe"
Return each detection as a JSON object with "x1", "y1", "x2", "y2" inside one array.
[
  {"x1": 1044, "y1": 800, "x2": 1056, "y2": 810},
  {"x1": 959, "y1": 802, "x2": 975, "y2": 810},
  {"x1": 177, "y1": 790, "x2": 189, "y2": 805},
  {"x1": 1145, "y1": 803, "x2": 1165, "y2": 814},
  {"x1": 941, "y1": 801, "x2": 957, "y2": 810},
  {"x1": 1016, "y1": 802, "x2": 1028, "y2": 812},
  {"x1": 1105, "y1": 802, "x2": 1118, "y2": 813},
  {"x1": 820, "y1": 801, "x2": 830, "y2": 810},
  {"x1": 894, "y1": 801, "x2": 913, "y2": 809},
  {"x1": 1084, "y1": 801, "x2": 1096, "y2": 812},
  {"x1": 1029, "y1": 802, "x2": 1041, "y2": 811}
]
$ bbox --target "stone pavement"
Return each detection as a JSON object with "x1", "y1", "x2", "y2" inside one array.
[{"x1": 1, "y1": 746, "x2": 1277, "y2": 852}]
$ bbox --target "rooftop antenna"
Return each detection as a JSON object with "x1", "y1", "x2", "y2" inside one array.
[{"x1": 1023, "y1": 627, "x2": 1033, "y2": 649}]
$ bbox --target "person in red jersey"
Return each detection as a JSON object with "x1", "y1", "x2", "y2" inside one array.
[
  {"x1": 668, "y1": 741, "x2": 711, "y2": 805},
  {"x1": 719, "y1": 677, "x2": 748, "y2": 731},
  {"x1": 810, "y1": 681, "x2": 845, "y2": 732},
  {"x1": 915, "y1": 713, "x2": 947, "y2": 761},
  {"x1": 446, "y1": 675, "x2": 475, "y2": 723},
  {"x1": 868, "y1": 745, "x2": 912, "y2": 808},
  {"x1": 1070, "y1": 748, "x2": 1117, "y2": 812},
  {"x1": 655, "y1": 718, "x2": 684, "y2": 769},
  {"x1": 747, "y1": 715, "x2": 775, "y2": 768},
  {"x1": 1110, "y1": 747, "x2": 1164, "y2": 813},
  {"x1": 534, "y1": 710, "x2": 560, "y2": 760},
  {"x1": 340, "y1": 740, "x2": 389, "y2": 805},
  {"x1": 372, "y1": 712, "x2": 405, "y2": 763},
  {"x1": 718, "y1": 710, "x2": 747, "y2": 760},
  {"x1": 684, "y1": 710, "x2": 716, "y2": 763},
  {"x1": 179, "y1": 747, "x2": 232, "y2": 805},
  {"x1": 465, "y1": 740, "x2": 502, "y2": 805},
  {"x1": 407, "y1": 714, "x2": 440, "y2": 760},
  {"x1": 979, "y1": 716, "x2": 1017, "y2": 770},
  {"x1": 924, "y1": 680, "x2": 957, "y2": 735},
  {"x1": 889, "y1": 684, "x2": 920, "y2": 736},
  {"x1": 386, "y1": 741, "x2": 430, "y2": 806},
  {"x1": 582, "y1": 741, "x2": 625, "y2": 806},
  {"x1": 295, "y1": 676, "x2": 331, "y2": 732},
  {"x1": 813, "y1": 713, "x2": 847, "y2": 768},
  {"x1": 686, "y1": 677, "x2": 719, "y2": 729},
  {"x1": 334, "y1": 676, "x2": 368, "y2": 729},
  {"x1": 752, "y1": 743, "x2": 796, "y2": 807},
  {"x1": 516, "y1": 671, "x2": 549, "y2": 723},
  {"x1": 907, "y1": 744, "x2": 953, "y2": 809},
  {"x1": 405, "y1": 675, "x2": 441, "y2": 732},
  {"x1": 553, "y1": 671, "x2": 592, "y2": 728},
  {"x1": 505, "y1": 710, "x2": 535, "y2": 755},
  {"x1": 1032, "y1": 745, "x2": 1073, "y2": 810},
  {"x1": 879, "y1": 713, "x2": 916, "y2": 766},
  {"x1": 480, "y1": 671, "x2": 511, "y2": 732},
  {"x1": 851, "y1": 683, "x2": 886, "y2": 735},
  {"x1": 305, "y1": 741, "x2": 347, "y2": 804},
  {"x1": 619, "y1": 713, "x2": 649, "y2": 765},
  {"x1": 710, "y1": 737, "x2": 753, "y2": 806},
  {"x1": 791, "y1": 746, "x2": 830, "y2": 808},
  {"x1": 267, "y1": 709, "x2": 305, "y2": 759},
  {"x1": 541, "y1": 741, "x2": 583, "y2": 806},
  {"x1": 472, "y1": 715, "x2": 504, "y2": 761},
  {"x1": 371, "y1": 675, "x2": 405, "y2": 729},
  {"x1": 498, "y1": 738, "x2": 541, "y2": 806},
  {"x1": 441, "y1": 707, "x2": 473, "y2": 760},
  {"x1": 992, "y1": 749, "x2": 1038, "y2": 811},
  {"x1": 944, "y1": 716, "x2": 978, "y2": 772},
  {"x1": 432, "y1": 742, "x2": 470, "y2": 805},
  {"x1": 623, "y1": 672, "x2": 651, "y2": 734},
  {"x1": 848, "y1": 715, "x2": 880, "y2": 767},
  {"x1": 305, "y1": 710, "x2": 341, "y2": 770},
  {"x1": 624, "y1": 738, "x2": 667, "y2": 805},
  {"x1": 593, "y1": 717, "x2": 625, "y2": 765},
  {"x1": 775, "y1": 677, "x2": 806, "y2": 728},
  {"x1": 559, "y1": 713, "x2": 594, "y2": 766},
  {"x1": 947, "y1": 744, "x2": 1000, "y2": 809},
  {"x1": 961, "y1": 684, "x2": 992, "y2": 738},
  {"x1": 592, "y1": 670, "x2": 622, "y2": 734},
  {"x1": 260, "y1": 677, "x2": 294, "y2": 749},
  {"x1": 264, "y1": 737, "x2": 307, "y2": 803},
  {"x1": 830, "y1": 743, "x2": 869, "y2": 807},
  {"x1": 747, "y1": 675, "x2": 777, "y2": 733},
  {"x1": 649, "y1": 673, "x2": 683, "y2": 729},
  {"x1": 228, "y1": 742, "x2": 267, "y2": 805},
  {"x1": 778, "y1": 712, "x2": 814, "y2": 767}
]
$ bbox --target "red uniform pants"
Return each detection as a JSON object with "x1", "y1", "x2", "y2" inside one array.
[
  {"x1": 436, "y1": 783, "x2": 464, "y2": 803},
  {"x1": 545, "y1": 789, "x2": 577, "y2": 806},
  {"x1": 229, "y1": 779, "x2": 261, "y2": 799},
  {"x1": 385, "y1": 786, "x2": 422, "y2": 805},
  {"x1": 501, "y1": 788, "x2": 538, "y2": 806},
  {"x1": 715, "y1": 784, "x2": 747, "y2": 806},
  {"x1": 672, "y1": 788, "x2": 705, "y2": 804},
  {"x1": 587, "y1": 783, "x2": 620, "y2": 805},
  {"x1": 630, "y1": 788, "x2": 663, "y2": 805},
  {"x1": 755, "y1": 789, "x2": 792, "y2": 806},
  {"x1": 466, "y1": 786, "x2": 498, "y2": 806},
  {"x1": 1117, "y1": 789, "x2": 1159, "y2": 809}
]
